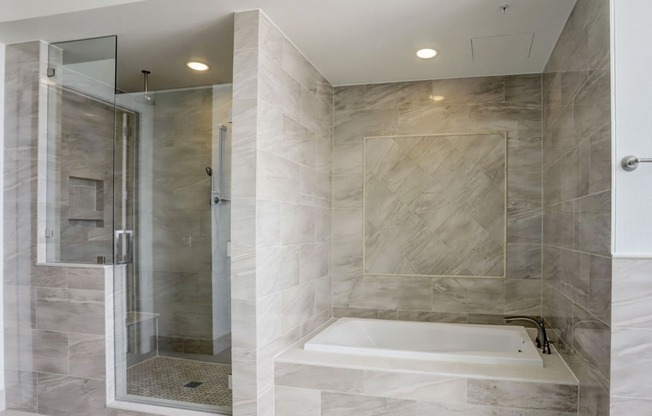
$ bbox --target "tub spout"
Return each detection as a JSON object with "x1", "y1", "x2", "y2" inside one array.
[{"x1": 504, "y1": 316, "x2": 551, "y2": 355}]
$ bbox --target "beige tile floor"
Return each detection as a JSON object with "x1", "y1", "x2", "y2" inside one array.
[{"x1": 127, "y1": 356, "x2": 232, "y2": 409}]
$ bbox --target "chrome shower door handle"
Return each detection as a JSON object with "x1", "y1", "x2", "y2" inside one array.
[{"x1": 115, "y1": 230, "x2": 134, "y2": 264}]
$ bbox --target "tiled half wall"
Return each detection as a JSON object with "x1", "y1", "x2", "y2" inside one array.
[{"x1": 332, "y1": 74, "x2": 543, "y2": 322}]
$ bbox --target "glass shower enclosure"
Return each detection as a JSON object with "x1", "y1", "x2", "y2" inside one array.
[{"x1": 45, "y1": 36, "x2": 233, "y2": 414}]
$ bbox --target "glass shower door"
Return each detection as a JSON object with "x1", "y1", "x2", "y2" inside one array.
[{"x1": 113, "y1": 85, "x2": 233, "y2": 414}]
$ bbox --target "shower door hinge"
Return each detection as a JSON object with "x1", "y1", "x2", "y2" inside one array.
[{"x1": 47, "y1": 68, "x2": 55, "y2": 77}]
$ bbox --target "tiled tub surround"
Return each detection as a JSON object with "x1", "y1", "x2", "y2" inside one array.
[
  {"x1": 231, "y1": 10, "x2": 334, "y2": 414},
  {"x1": 274, "y1": 321, "x2": 579, "y2": 416},
  {"x1": 540, "y1": 0, "x2": 612, "y2": 415},
  {"x1": 364, "y1": 133, "x2": 506, "y2": 278},
  {"x1": 332, "y1": 74, "x2": 543, "y2": 320}
]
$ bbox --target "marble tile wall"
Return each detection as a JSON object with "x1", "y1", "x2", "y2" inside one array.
[
  {"x1": 611, "y1": 259, "x2": 652, "y2": 414},
  {"x1": 364, "y1": 133, "x2": 506, "y2": 278},
  {"x1": 3, "y1": 41, "x2": 110, "y2": 415},
  {"x1": 55, "y1": 89, "x2": 116, "y2": 263},
  {"x1": 332, "y1": 74, "x2": 542, "y2": 321},
  {"x1": 540, "y1": 0, "x2": 612, "y2": 415},
  {"x1": 231, "y1": 10, "x2": 333, "y2": 416},
  {"x1": 274, "y1": 363, "x2": 579, "y2": 416}
]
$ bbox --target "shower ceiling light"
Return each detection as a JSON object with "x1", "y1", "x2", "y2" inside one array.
[
  {"x1": 186, "y1": 61, "x2": 210, "y2": 71},
  {"x1": 416, "y1": 48, "x2": 438, "y2": 59}
]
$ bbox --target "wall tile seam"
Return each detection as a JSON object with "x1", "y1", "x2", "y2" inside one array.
[
  {"x1": 254, "y1": 95, "x2": 328, "y2": 141},
  {"x1": 610, "y1": 394, "x2": 652, "y2": 401},
  {"x1": 558, "y1": 347, "x2": 609, "y2": 392},
  {"x1": 256, "y1": 9, "x2": 333, "y2": 88},
  {"x1": 541, "y1": 67, "x2": 611, "y2": 136},
  {"x1": 544, "y1": 284, "x2": 611, "y2": 329},
  {"x1": 571, "y1": 353, "x2": 610, "y2": 390},
  {"x1": 32, "y1": 370, "x2": 106, "y2": 383},
  {"x1": 333, "y1": 102, "x2": 542, "y2": 117},
  {"x1": 612, "y1": 326, "x2": 652, "y2": 331},
  {"x1": 541, "y1": 189, "x2": 611, "y2": 208},
  {"x1": 540, "y1": 69, "x2": 545, "y2": 321},
  {"x1": 540, "y1": 243, "x2": 612, "y2": 260},
  {"x1": 256, "y1": 44, "x2": 331, "y2": 109},
  {"x1": 542, "y1": 119, "x2": 611, "y2": 171},
  {"x1": 274, "y1": 380, "x2": 579, "y2": 405}
]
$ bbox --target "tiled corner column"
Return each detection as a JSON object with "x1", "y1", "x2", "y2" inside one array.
[
  {"x1": 231, "y1": 10, "x2": 334, "y2": 415},
  {"x1": 540, "y1": 0, "x2": 612, "y2": 415}
]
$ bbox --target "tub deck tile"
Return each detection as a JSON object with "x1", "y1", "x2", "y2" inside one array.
[
  {"x1": 363, "y1": 370, "x2": 466, "y2": 404},
  {"x1": 275, "y1": 362, "x2": 364, "y2": 393},
  {"x1": 321, "y1": 392, "x2": 416, "y2": 416},
  {"x1": 467, "y1": 379, "x2": 578, "y2": 413}
]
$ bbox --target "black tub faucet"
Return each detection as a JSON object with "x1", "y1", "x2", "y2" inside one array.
[{"x1": 504, "y1": 316, "x2": 551, "y2": 355}]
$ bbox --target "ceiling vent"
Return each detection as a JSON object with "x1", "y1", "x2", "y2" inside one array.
[{"x1": 471, "y1": 32, "x2": 534, "y2": 64}]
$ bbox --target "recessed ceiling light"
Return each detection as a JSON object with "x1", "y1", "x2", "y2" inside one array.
[
  {"x1": 431, "y1": 95, "x2": 445, "y2": 102},
  {"x1": 186, "y1": 61, "x2": 209, "y2": 71},
  {"x1": 416, "y1": 48, "x2": 438, "y2": 59}
]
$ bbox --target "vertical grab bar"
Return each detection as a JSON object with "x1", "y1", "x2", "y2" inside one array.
[{"x1": 115, "y1": 230, "x2": 134, "y2": 264}]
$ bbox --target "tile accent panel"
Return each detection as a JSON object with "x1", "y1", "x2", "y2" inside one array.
[
  {"x1": 231, "y1": 10, "x2": 333, "y2": 415},
  {"x1": 333, "y1": 74, "x2": 542, "y2": 320},
  {"x1": 541, "y1": 0, "x2": 612, "y2": 415},
  {"x1": 363, "y1": 134, "x2": 506, "y2": 278}
]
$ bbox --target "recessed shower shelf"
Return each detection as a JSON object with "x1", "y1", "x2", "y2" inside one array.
[{"x1": 68, "y1": 210, "x2": 104, "y2": 221}]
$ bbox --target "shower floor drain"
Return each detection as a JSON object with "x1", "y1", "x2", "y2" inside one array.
[{"x1": 184, "y1": 381, "x2": 203, "y2": 388}]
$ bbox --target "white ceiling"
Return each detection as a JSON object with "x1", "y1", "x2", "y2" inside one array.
[
  {"x1": 0, "y1": 0, "x2": 576, "y2": 91},
  {"x1": 0, "y1": 0, "x2": 147, "y2": 23}
]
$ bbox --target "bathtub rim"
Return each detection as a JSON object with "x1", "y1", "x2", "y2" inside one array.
[
  {"x1": 303, "y1": 317, "x2": 544, "y2": 367},
  {"x1": 275, "y1": 318, "x2": 578, "y2": 386}
]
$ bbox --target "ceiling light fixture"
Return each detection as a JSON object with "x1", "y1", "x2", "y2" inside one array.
[
  {"x1": 186, "y1": 61, "x2": 210, "y2": 71},
  {"x1": 416, "y1": 48, "x2": 438, "y2": 59},
  {"x1": 430, "y1": 95, "x2": 445, "y2": 102}
]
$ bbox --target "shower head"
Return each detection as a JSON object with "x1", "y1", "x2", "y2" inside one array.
[
  {"x1": 135, "y1": 70, "x2": 155, "y2": 106},
  {"x1": 205, "y1": 167, "x2": 212, "y2": 176}
]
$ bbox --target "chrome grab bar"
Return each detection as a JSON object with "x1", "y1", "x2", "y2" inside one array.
[{"x1": 622, "y1": 155, "x2": 652, "y2": 171}]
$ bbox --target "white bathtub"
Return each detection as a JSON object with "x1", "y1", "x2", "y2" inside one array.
[{"x1": 304, "y1": 318, "x2": 543, "y2": 367}]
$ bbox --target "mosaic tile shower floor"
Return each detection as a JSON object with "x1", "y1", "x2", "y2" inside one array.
[{"x1": 127, "y1": 356, "x2": 232, "y2": 409}]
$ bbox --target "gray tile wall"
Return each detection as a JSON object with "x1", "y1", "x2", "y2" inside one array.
[
  {"x1": 541, "y1": 0, "x2": 611, "y2": 415},
  {"x1": 231, "y1": 10, "x2": 333, "y2": 416},
  {"x1": 50, "y1": 89, "x2": 115, "y2": 264},
  {"x1": 332, "y1": 74, "x2": 542, "y2": 321},
  {"x1": 3, "y1": 41, "x2": 110, "y2": 415},
  {"x1": 363, "y1": 133, "x2": 506, "y2": 278}
]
